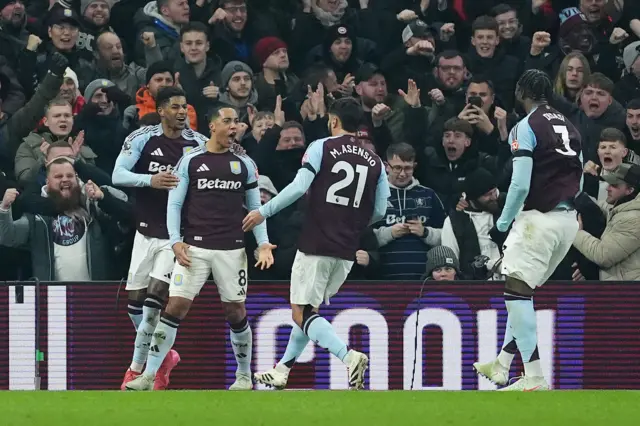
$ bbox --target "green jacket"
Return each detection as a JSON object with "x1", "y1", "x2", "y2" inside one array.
[{"x1": 14, "y1": 131, "x2": 97, "y2": 186}]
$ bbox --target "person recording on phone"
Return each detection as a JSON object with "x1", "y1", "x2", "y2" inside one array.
[
  {"x1": 456, "y1": 76, "x2": 515, "y2": 156},
  {"x1": 373, "y1": 143, "x2": 446, "y2": 280}
]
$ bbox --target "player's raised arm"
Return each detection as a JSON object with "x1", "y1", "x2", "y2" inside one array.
[
  {"x1": 496, "y1": 123, "x2": 536, "y2": 232},
  {"x1": 167, "y1": 154, "x2": 192, "y2": 248},
  {"x1": 112, "y1": 127, "x2": 155, "y2": 187},
  {"x1": 370, "y1": 166, "x2": 391, "y2": 225},
  {"x1": 242, "y1": 139, "x2": 324, "y2": 232}
]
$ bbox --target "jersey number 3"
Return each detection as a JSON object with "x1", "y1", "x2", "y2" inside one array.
[
  {"x1": 553, "y1": 125, "x2": 577, "y2": 156},
  {"x1": 326, "y1": 161, "x2": 368, "y2": 208}
]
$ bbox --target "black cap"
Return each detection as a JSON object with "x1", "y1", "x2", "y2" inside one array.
[
  {"x1": 601, "y1": 163, "x2": 640, "y2": 188},
  {"x1": 47, "y1": 6, "x2": 81, "y2": 27},
  {"x1": 355, "y1": 63, "x2": 383, "y2": 85},
  {"x1": 402, "y1": 19, "x2": 436, "y2": 44}
]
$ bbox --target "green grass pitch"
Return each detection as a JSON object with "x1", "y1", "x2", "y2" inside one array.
[{"x1": 2, "y1": 391, "x2": 639, "y2": 426}]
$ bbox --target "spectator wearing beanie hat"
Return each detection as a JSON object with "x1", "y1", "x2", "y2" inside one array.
[
  {"x1": 76, "y1": 0, "x2": 114, "y2": 61},
  {"x1": 76, "y1": 78, "x2": 131, "y2": 174},
  {"x1": 253, "y1": 37, "x2": 299, "y2": 113},
  {"x1": 125, "y1": 60, "x2": 198, "y2": 130},
  {"x1": 613, "y1": 42, "x2": 640, "y2": 107},
  {"x1": 441, "y1": 167, "x2": 504, "y2": 280},
  {"x1": 218, "y1": 60, "x2": 258, "y2": 109},
  {"x1": 306, "y1": 24, "x2": 366, "y2": 84},
  {"x1": 425, "y1": 246, "x2": 460, "y2": 281}
]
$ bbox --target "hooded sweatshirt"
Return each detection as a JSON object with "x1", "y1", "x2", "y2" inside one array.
[{"x1": 374, "y1": 177, "x2": 446, "y2": 280}]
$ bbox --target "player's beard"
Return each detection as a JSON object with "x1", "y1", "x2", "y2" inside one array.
[{"x1": 49, "y1": 185, "x2": 83, "y2": 215}]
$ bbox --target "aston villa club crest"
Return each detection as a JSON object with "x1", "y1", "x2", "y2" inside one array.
[
  {"x1": 230, "y1": 161, "x2": 241, "y2": 175},
  {"x1": 183, "y1": 146, "x2": 195, "y2": 156}
]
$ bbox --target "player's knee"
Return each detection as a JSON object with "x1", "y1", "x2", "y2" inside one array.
[
  {"x1": 505, "y1": 276, "x2": 534, "y2": 298},
  {"x1": 300, "y1": 305, "x2": 320, "y2": 334},
  {"x1": 147, "y1": 279, "x2": 169, "y2": 300},
  {"x1": 223, "y1": 301, "x2": 246, "y2": 324},
  {"x1": 164, "y1": 297, "x2": 191, "y2": 321},
  {"x1": 128, "y1": 289, "x2": 147, "y2": 302}
]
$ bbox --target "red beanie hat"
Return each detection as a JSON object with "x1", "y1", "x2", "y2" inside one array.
[{"x1": 254, "y1": 37, "x2": 287, "y2": 66}]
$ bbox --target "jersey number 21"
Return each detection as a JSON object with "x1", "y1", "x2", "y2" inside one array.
[{"x1": 326, "y1": 161, "x2": 368, "y2": 208}]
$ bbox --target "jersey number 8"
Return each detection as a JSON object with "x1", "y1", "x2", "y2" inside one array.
[
  {"x1": 326, "y1": 160, "x2": 369, "y2": 208},
  {"x1": 553, "y1": 125, "x2": 577, "y2": 157}
]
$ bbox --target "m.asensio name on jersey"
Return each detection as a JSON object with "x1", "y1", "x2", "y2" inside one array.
[{"x1": 329, "y1": 145, "x2": 377, "y2": 166}]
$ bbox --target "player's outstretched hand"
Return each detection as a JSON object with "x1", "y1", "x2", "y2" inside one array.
[
  {"x1": 151, "y1": 171, "x2": 179, "y2": 190},
  {"x1": 173, "y1": 242, "x2": 191, "y2": 267},
  {"x1": 242, "y1": 210, "x2": 265, "y2": 232},
  {"x1": 256, "y1": 243, "x2": 277, "y2": 270}
]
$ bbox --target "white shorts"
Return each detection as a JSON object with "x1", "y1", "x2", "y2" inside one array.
[
  {"x1": 126, "y1": 231, "x2": 175, "y2": 291},
  {"x1": 169, "y1": 247, "x2": 248, "y2": 302},
  {"x1": 290, "y1": 251, "x2": 354, "y2": 308},
  {"x1": 501, "y1": 209, "x2": 579, "y2": 289}
]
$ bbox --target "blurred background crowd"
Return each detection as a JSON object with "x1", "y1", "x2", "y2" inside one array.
[{"x1": 0, "y1": 0, "x2": 639, "y2": 283}]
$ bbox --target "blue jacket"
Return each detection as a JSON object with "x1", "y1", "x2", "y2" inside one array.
[{"x1": 374, "y1": 178, "x2": 446, "y2": 280}]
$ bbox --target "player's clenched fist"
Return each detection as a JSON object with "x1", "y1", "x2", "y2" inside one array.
[
  {"x1": 151, "y1": 171, "x2": 179, "y2": 189},
  {"x1": 255, "y1": 243, "x2": 277, "y2": 270},
  {"x1": 1, "y1": 188, "x2": 19, "y2": 210},
  {"x1": 173, "y1": 242, "x2": 191, "y2": 267},
  {"x1": 355, "y1": 250, "x2": 370, "y2": 266}
]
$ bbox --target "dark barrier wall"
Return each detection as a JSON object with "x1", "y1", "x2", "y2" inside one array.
[{"x1": 1, "y1": 281, "x2": 639, "y2": 390}]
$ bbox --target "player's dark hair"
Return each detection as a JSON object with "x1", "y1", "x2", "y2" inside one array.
[
  {"x1": 627, "y1": 98, "x2": 640, "y2": 110},
  {"x1": 516, "y1": 69, "x2": 553, "y2": 102},
  {"x1": 444, "y1": 117, "x2": 474, "y2": 137},
  {"x1": 46, "y1": 157, "x2": 74, "y2": 175},
  {"x1": 155, "y1": 86, "x2": 186, "y2": 110},
  {"x1": 471, "y1": 15, "x2": 499, "y2": 36},
  {"x1": 386, "y1": 143, "x2": 415, "y2": 162},
  {"x1": 600, "y1": 128, "x2": 627, "y2": 146},
  {"x1": 207, "y1": 105, "x2": 238, "y2": 123},
  {"x1": 328, "y1": 97, "x2": 363, "y2": 132},
  {"x1": 436, "y1": 50, "x2": 465, "y2": 67},
  {"x1": 490, "y1": 3, "x2": 516, "y2": 17},
  {"x1": 180, "y1": 21, "x2": 209, "y2": 40},
  {"x1": 584, "y1": 73, "x2": 614, "y2": 95},
  {"x1": 468, "y1": 75, "x2": 495, "y2": 93}
]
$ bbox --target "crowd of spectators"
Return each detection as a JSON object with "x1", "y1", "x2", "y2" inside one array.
[{"x1": 0, "y1": 0, "x2": 639, "y2": 283}]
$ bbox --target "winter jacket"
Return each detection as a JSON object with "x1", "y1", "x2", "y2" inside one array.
[
  {"x1": 14, "y1": 131, "x2": 97, "y2": 187},
  {"x1": 465, "y1": 48, "x2": 520, "y2": 112},
  {"x1": 373, "y1": 178, "x2": 446, "y2": 280},
  {"x1": 573, "y1": 193, "x2": 640, "y2": 281},
  {"x1": 133, "y1": 1, "x2": 182, "y2": 66}
]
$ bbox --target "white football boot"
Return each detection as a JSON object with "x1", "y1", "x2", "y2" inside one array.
[
  {"x1": 254, "y1": 365, "x2": 290, "y2": 390},
  {"x1": 498, "y1": 375, "x2": 549, "y2": 391},
  {"x1": 229, "y1": 373, "x2": 253, "y2": 390},
  {"x1": 345, "y1": 350, "x2": 369, "y2": 390},
  {"x1": 125, "y1": 374, "x2": 155, "y2": 391},
  {"x1": 473, "y1": 359, "x2": 509, "y2": 386}
]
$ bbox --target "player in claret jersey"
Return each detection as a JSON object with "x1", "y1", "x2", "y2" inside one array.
[
  {"x1": 125, "y1": 106, "x2": 276, "y2": 391},
  {"x1": 473, "y1": 70, "x2": 583, "y2": 391},
  {"x1": 243, "y1": 97, "x2": 391, "y2": 390},
  {"x1": 112, "y1": 87, "x2": 207, "y2": 390}
]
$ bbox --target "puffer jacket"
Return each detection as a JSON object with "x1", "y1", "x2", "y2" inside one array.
[
  {"x1": 573, "y1": 193, "x2": 640, "y2": 281},
  {"x1": 14, "y1": 130, "x2": 97, "y2": 187}
]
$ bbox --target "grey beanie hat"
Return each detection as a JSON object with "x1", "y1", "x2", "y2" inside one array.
[
  {"x1": 425, "y1": 246, "x2": 460, "y2": 277},
  {"x1": 258, "y1": 175, "x2": 278, "y2": 196},
  {"x1": 221, "y1": 61, "x2": 253, "y2": 89},
  {"x1": 623, "y1": 41, "x2": 640, "y2": 73},
  {"x1": 84, "y1": 78, "x2": 115, "y2": 101}
]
